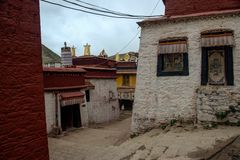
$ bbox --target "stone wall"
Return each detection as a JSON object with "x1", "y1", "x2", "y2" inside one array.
[
  {"x1": 197, "y1": 86, "x2": 240, "y2": 124},
  {"x1": 132, "y1": 14, "x2": 240, "y2": 133},
  {"x1": 87, "y1": 79, "x2": 119, "y2": 124},
  {"x1": 0, "y1": 1, "x2": 49, "y2": 159}
]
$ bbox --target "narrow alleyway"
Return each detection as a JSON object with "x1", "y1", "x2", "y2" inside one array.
[
  {"x1": 48, "y1": 111, "x2": 132, "y2": 160},
  {"x1": 49, "y1": 116, "x2": 240, "y2": 160}
]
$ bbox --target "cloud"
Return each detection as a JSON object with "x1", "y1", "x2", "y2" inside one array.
[{"x1": 40, "y1": 0, "x2": 165, "y2": 56}]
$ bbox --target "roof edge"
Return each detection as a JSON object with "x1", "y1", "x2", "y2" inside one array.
[{"x1": 138, "y1": 9, "x2": 240, "y2": 26}]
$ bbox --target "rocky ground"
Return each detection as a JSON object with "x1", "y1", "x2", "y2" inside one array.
[{"x1": 48, "y1": 112, "x2": 240, "y2": 160}]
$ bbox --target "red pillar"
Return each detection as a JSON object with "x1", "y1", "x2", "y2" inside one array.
[{"x1": 0, "y1": 1, "x2": 49, "y2": 159}]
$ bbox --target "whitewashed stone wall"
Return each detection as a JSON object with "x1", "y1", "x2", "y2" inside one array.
[
  {"x1": 80, "y1": 96, "x2": 89, "y2": 127},
  {"x1": 87, "y1": 79, "x2": 119, "y2": 124},
  {"x1": 44, "y1": 91, "x2": 88, "y2": 134},
  {"x1": 197, "y1": 86, "x2": 240, "y2": 123},
  {"x1": 132, "y1": 14, "x2": 240, "y2": 133},
  {"x1": 44, "y1": 92, "x2": 56, "y2": 134}
]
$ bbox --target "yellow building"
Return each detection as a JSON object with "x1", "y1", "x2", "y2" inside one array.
[
  {"x1": 116, "y1": 74, "x2": 136, "y2": 89},
  {"x1": 108, "y1": 52, "x2": 138, "y2": 110},
  {"x1": 115, "y1": 60, "x2": 137, "y2": 110}
]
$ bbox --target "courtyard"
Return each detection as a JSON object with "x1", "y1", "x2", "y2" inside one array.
[
  {"x1": 48, "y1": 111, "x2": 132, "y2": 160},
  {"x1": 49, "y1": 111, "x2": 240, "y2": 160}
]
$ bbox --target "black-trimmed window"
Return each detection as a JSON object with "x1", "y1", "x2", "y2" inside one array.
[
  {"x1": 201, "y1": 30, "x2": 234, "y2": 86},
  {"x1": 122, "y1": 75, "x2": 130, "y2": 86},
  {"x1": 85, "y1": 90, "x2": 90, "y2": 102},
  {"x1": 157, "y1": 38, "x2": 189, "y2": 76}
]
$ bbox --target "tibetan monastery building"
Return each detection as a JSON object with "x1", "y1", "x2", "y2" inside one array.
[
  {"x1": 116, "y1": 61, "x2": 137, "y2": 110},
  {"x1": 43, "y1": 67, "x2": 89, "y2": 134},
  {"x1": 79, "y1": 66, "x2": 119, "y2": 124},
  {"x1": 132, "y1": 0, "x2": 240, "y2": 133},
  {"x1": 44, "y1": 44, "x2": 119, "y2": 134}
]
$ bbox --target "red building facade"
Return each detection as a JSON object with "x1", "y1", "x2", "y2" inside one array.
[
  {"x1": 0, "y1": 1, "x2": 49, "y2": 160},
  {"x1": 43, "y1": 67, "x2": 87, "y2": 90},
  {"x1": 73, "y1": 56, "x2": 117, "y2": 68},
  {"x1": 43, "y1": 67, "x2": 89, "y2": 134},
  {"x1": 164, "y1": 0, "x2": 240, "y2": 16}
]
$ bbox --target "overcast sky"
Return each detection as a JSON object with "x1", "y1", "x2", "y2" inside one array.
[{"x1": 40, "y1": 0, "x2": 165, "y2": 56}]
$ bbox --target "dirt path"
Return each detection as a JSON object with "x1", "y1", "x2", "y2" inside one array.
[
  {"x1": 206, "y1": 136, "x2": 240, "y2": 160},
  {"x1": 48, "y1": 112, "x2": 132, "y2": 160},
  {"x1": 48, "y1": 115, "x2": 240, "y2": 160},
  {"x1": 87, "y1": 126, "x2": 240, "y2": 160}
]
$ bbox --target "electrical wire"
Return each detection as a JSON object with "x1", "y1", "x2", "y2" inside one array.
[
  {"x1": 118, "y1": 31, "x2": 140, "y2": 53},
  {"x1": 118, "y1": 0, "x2": 161, "y2": 53},
  {"x1": 41, "y1": 0, "x2": 146, "y2": 19},
  {"x1": 150, "y1": 0, "x2": 161, "y2": 15},
  {"x1": 40, "y1": 0, "x2": 162, "y2": 53},
  {"x1": 41, "y1": 0, "x2": 163, "y2": 19},
  {"x1": 65, "y1": 0, "x2": 162, "y2": 18},
  {"x1": 74, "y1": 0, "x2": 128, "y2": 15}
]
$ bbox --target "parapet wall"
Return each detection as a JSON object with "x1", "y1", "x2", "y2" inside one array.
[{"x1": 164, "y1": 0, "x2": 240, "y2": 16}]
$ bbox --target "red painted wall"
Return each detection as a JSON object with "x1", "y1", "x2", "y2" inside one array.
[
  {"x1": 116, "y1": 62, "x2": 137, "y2": 69},
  {"x1": 83, "y1": 67, "x2": 117, "y2": 79},
  {"x1": 0, "y1": 1, "x2": 49, "y2": 160},
  {"x1": 73, "y1": 56, "x2": 117, "y2": 68},
  {"x1": 43, "y1": 72, "x2": 86, "y2": 89},
  {"x1": 164, "y1": 0, "x2": 240, "y2": 16}
]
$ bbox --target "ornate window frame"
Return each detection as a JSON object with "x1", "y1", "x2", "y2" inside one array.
[
  {"x1": 201, "y1": 29, "x2": 234, "y2": 86},
  {"x1": 157, "y1": 37, "x2": 189, "y2": 76}
]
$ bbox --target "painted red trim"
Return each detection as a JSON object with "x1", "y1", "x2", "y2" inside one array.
[
  {"x1": 164, "y1": 0, "x2": 240, "y2": 16},
  {"x1": 60, "y1": 92, "x2": 85, "y2": 100},
  {"x1": 79, "y1": 66, "x2": 116, "y2": 71},
  {"x1": 85, "y1": 76, "x2": 117, "y2": 79},
  {"x1": 44, "y1": 85, "x2": 88, "y2": 91},
  {"x1": 139, "y1": 9, "x2": 240, "y2": 25},
  {"x1": 43, "y1": 67, "x2": 86, "y2": 73}
]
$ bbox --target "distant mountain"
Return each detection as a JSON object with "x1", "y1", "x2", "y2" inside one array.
[{"x1": 41, "y1": 44, "x2": 61, "y2": 64}]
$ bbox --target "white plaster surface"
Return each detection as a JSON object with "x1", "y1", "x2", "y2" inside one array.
[
  {"x1": 80, "y1": 101, "x2": 89, "y2": 127},
  {"x1": 87, "y1": 79, "x2": 120, "y2": 124},
  {"x1": 132, "y1": 14, "x2": 240, "y2": 133},
  {"x1": 44, "y1": 92, "x2": 56, "y2": 134},
  {"x1": 44, "y1": 91, "x2": 88, "y2": 133}
]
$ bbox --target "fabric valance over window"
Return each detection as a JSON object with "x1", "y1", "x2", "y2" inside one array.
[
  {"x1": 159, "y1": 40, "x2": 187, "y2": 54},
  {"x1": 201, "y1": 33, "x2": 234, "y2": 47},
  {"x1": 60, "y1": 92, "x2": 85, "y2": 106}
]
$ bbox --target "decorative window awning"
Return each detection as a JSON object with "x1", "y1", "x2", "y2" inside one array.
[
  {"x1": 159, "y1": 40, "x2": 187, "y2": 54},
  {"x1": 60, "y1": 92, "x2": 85, "y2": 106},
  {"x1": 201, "y1": 33, "x2": 234, "y2": 47}
]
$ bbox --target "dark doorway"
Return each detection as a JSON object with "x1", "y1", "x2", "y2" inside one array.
[
  {"x1": 119, "y1": 100, "x2": 133, "y2": 110},
  {"x1": 61, "y1": 104, "x2": 81, "y2": 131}
]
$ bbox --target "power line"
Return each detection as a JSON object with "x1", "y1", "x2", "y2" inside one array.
[
  {"x1": 41, "y1": 0, "x2": 163, "y2": 19},
  {"x1": 150, "y1": 0, "x2": 161, "y2": 15},
  {"x1": 65, "y1": 0, "x2": 162, "y2": 18},
  {"x1": 118, "y1": 30, "x2": 140, "y2": 53},
  {"x1": 118, "y1": 0, "x2": 161, "y2": 53},
  {"x1": 40, "y1": 0, "x2": 162, "y2": 53},
  {"x1": 41, "y1": 0, "x2": 145, "y2": 19},
  {"x1": 74, "y1": 0, "x2": 129, "y2": 15}
]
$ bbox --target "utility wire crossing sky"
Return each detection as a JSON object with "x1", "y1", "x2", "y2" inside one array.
[{"x1": 40, "y1": 0, "x2": 165, "y2": 56}]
